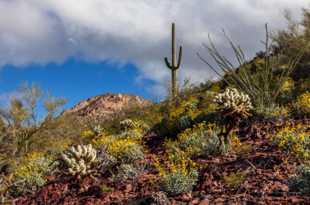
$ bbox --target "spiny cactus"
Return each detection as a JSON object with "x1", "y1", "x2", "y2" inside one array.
[
  {"x1": 150, "y1": 191, "x2": 170, "y2": 205},
  {"x1": 61, "y1": 144, "x2": 97, "y2": 177},
  {"x1": 120, "y1": 119, "x2": 137, "y2": 130},
  {"x1": 164, "y1": 23, "x2": 183, "y2": 99},
  {"x1": 120, "y1": 119, "x2": 150, "y2": 133},
  {"x1": 214, "y1": 88, "x2": 253, "y2": 118}
]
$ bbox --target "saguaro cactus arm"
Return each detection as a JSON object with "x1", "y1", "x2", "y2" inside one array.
[
  {"x1": 176, "y1": 46, "x2": 182, "y2": 68},
  {"x1": 164, "y1": 57, "x2": 173, "y2": 69}
]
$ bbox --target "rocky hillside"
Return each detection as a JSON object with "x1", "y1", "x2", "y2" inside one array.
[{"x1": 62, "y1": 93, "x2": 152, "y2": 120}]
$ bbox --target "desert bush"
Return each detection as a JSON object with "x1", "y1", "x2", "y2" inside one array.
[
  {"x1": 61, "y1": 144, "x2": 98, "y2": 178},
  {"x1": 294, "y1": 91, "x2": 310, "y2": 114},
  {"x1": 97, "y1": 145, "x2": 117, "y2": 174},
  {"x1": 288, "y1": 164, "x2": 310, "y2": 196},
  {"x1": 165, "y1": 122, "x2": 228, "y2": 158},
  {"x1": 154, "y1": 155, "x2": 198, "y2": 196},
  {"x1": 92, "y1": 120, "x2": 146, "y2": 163},
  {"x1": 94, "y1": 135, "x2": 144, "y2": 163},
  {"x1": 108, "y1": 138, "x2": 144, "y2": 163},
  {"x1": 223, "y1": 171, "x2": 246, "y2": 189},
  {"x1": 12, "y1": 152, "x2": 56, "y2": 195},
  {"x1": 273, "y1": 8, "x2": 310, "y2": 85},
  {"x1": 0, "y1": 83, "x2": 70, "y2": 183},
  {"x1": 271, "y1": 124, "x2": 310, "y2": 159},
  {"x1": 113, "y1": 163, "x2": 143, "y2": 184},
  {"x1": 154, "y1": 96, "x2": 204, "y2": 138},
  {"x1": 0, "y1": 174, "x2": 14, "y2": 204},
  {"x1": 230, "y1": 135, "x2": 253, "y2": 157}
]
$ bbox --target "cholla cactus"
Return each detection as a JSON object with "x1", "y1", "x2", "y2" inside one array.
[
  {"x1": 120, "y1": 119, "x2": 137, "y2": 130},
  {"x1": 93, "y1": 125, "x2": 104, "y2": 134},
  {"x1": 61, "y1": 144, "x2": 97, "y2": 177},
  {"x1": 150, "y1": 191, "x2": 170, "y2": 205},
  {"x1": 120, "y1": 119, "x2": 149, "y2": 132},
  {"x1": 214, "y1": 88, "x2": 253, "y2": 118}
]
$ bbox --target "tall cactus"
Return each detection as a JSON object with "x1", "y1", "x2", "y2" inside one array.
[{"x1": 164, "y1": 23, "x2": 183, "y2": 99}]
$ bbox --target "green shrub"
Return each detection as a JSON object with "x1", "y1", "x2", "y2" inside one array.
[
  {"x1": 154, "y1": 155, "x2": 198, "y2": 196},
  {"x1": 160, "y1": 170, "x2": 198, "y2": 196},
  {"x1": 288, "y1": 165, "x2": 310, "y2": 196},
  {"x1": 12, "y1": 152, "x2": 56, "y2": 195},
  {"x1": 223, "y1": 171, "x2": 246, "y2": 188},
  {"x1": 294, "y1": 91, "x2": 310, "y2": 114},
  {"x1": 165, "y1": 122, "x2": 228, "y2": 158},
  {"x1": 271, "y1": 124, "x2": 310, "y2": 159},
  {"x1": 114, "y1": 163, "x2": 143, "y2": 184}
]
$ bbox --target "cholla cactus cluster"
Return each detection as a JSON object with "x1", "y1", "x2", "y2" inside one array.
[
  {"x1": 61, "y1": 144, "x2": 97, "y2": 177},
  {"x1": 214, "y1": 88, "x2": 253, "y2": 118}
]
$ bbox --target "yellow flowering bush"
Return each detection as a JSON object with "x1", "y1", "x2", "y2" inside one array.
[
  {"x1": 271, "y1": 124, "x2": 310, "y2": 159},
  {"x1": 81, "y1": 129, "x2": 96, "y2": 139},
  {"x1": 281, "y1": 78, "x2": 294, "y2": 92},
  {"x1": 153, "y1": 153, "x2": 198, "y2": 196},
  {"x1": 107, "y1": 138, "x2": 144, "y2": 162},
  {"x1": 13, "y1": 152, "x2": 56, "y2": 193},
  {"x1": 93, "y1": 135, "x2": 144, "y2": 163},
  {"x1": 92, "y1": 119, "x2": 146, "y2": 163},
  {"x1": 230, "y1": 135, "x2": 252, "y2": 157},
  {"x1": 296, "y1": 91, "x2": 310, "y2": 113},
  {"x1": 167, "y1": 97, "x2": 203, "y2": 131}
]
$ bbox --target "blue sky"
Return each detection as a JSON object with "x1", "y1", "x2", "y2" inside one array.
[
  {"x1": 0, "y1": 59, "x2": 157, "y2": 111},
  {"x1": 0, "y1": 0, "x2": 308, "y2": 113}
]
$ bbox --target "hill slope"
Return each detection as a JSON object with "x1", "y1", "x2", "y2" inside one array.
[{"x1": 62, "y1": 93, "x2": 152, "y2": 120}]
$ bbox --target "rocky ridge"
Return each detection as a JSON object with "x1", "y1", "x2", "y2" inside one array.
[{"x1": 62, "y1": 93, "x2": 152, "y2": 120}]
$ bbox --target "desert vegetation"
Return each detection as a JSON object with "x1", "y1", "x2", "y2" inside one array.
[{"x1": 0, "y1": 8, "x2": 309, "y2": 205}]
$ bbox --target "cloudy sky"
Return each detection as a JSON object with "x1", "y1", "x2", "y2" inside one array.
[{"x1": 0, "y1": 0, "x2": 309, "y2": 109}]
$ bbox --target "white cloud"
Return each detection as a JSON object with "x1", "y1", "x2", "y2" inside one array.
[{"x1": 0, "y1": 0, "x2": 309, "y2": 97}]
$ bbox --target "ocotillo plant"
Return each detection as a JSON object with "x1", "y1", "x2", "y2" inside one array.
[{"x1": 164, "y1": 23, "x2": 183, "y2": 99}]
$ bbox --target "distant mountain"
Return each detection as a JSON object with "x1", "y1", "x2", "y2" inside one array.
[{"x1": 62, "y1": 93, "x2": 152, "y2": 120}]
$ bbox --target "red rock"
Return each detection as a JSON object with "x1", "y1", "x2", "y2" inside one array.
[
  {"x1": 199, "y1": 199, "x2": 209, "y2": 205},
  {"x1": 62, "y1": 93, "x2": 152, "y2": 120}
]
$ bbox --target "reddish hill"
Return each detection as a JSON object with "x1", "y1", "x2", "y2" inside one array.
[{"x1": 62, "y1": 93, "x2": 152, "y2": 120}]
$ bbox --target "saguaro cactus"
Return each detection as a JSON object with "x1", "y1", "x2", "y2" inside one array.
[{"x1": 164, "y1": 23, "x2": 183, "y2": 99}]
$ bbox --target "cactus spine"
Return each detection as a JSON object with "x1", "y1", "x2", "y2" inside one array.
[{"x1": 164, "y1": 23, "x2": 183, "y2": 99}]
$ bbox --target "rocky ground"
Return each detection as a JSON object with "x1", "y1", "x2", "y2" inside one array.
[{"x1": 15, "y1": 118, "x2": 310, "y2": 205}]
